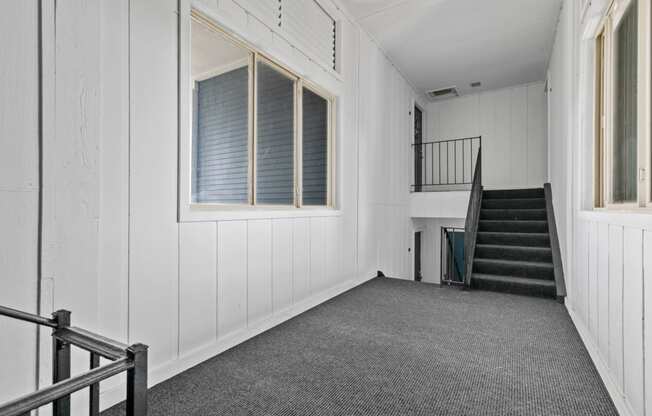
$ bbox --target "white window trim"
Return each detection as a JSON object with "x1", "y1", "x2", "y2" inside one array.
[
  {"x1": 178, "y1": 9, "x2": 340, "y2": 222},
  {"x1": 593, "y1": 0, "x2": 652, "y2": 210}
]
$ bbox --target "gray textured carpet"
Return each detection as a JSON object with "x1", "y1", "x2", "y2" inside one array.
[{"x1": 103, "y1": 278, "x2": 617, "y2": 416}]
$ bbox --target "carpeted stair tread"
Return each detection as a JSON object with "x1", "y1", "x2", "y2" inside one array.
[
  {"x1": 477, "y1": 231, "x2": 550, "y2": 247},
  {"x1": 478, "y1": 220, "x2": 548, "y2": 233},
  {"x1": 483, "y1": 188, "x2": 544, "y2": 199},
  {"x1": 482, "y1": 198, "x2": 546, "y2": 209},
  {"x1": 480, "y1": 208, "x2": 547, "y2": 221},
  {"x1": 475, "y1": 244, "x2": 552, "y2": 262},
  {"x1": 471, "y1": 273, "x2": 556, "y2": 298},
  {"x1": 473, "y1": 258, "x2": 554, "y2": 280}
]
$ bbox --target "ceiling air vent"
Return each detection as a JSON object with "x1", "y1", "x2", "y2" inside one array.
[{"x1": 426, "y1": 86, "x2": 460, "y2": 101}]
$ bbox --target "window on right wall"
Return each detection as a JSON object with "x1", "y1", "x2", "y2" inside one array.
[{"x1": 594, "y1": 0, "x2": 651, "y2": 208}]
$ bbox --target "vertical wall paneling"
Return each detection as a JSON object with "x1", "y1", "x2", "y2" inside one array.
[
  {"x1": 217, "y1": 221, "x2": 248, "y2": 337},
  {"x1": 247, "y1": 220, "x2": 273, "y2": 325},
  {"x1": 0, "y1": 0, "x2": 39, "y2": 402},
  {"x1": 293, "y1": 218, "x2": 311, "y2": 301},
  {"x1": 644, "y1": 230, "x2": 652, "y2": 416},
  {"x1": 179, "y1": 222, "x2": 217, "y2": 355},
  {"x1": 526, "y1": 83, "x2": 547, "y2": 185},
  {"x1": 272, "y1": 219, "x2": 293, "y2": 312},
  {"x1": 622, "y1": 228, "x2": 644, "y2": 415},
  {"x1": 588, "y1": 221, "x2": 598, "y2": 337},
  {"x1": 129, "y1": 0, "x2": 179, "y2": 368},
  {"x1": 510, "y1": 87, "x2": 527, "y2": 188},
  {"x1": 98, "y1": 0, "x2": 130, "y2": 347},
  {"x1": 310, "y1": 217, "x2": 327, "y2": 293},
  {"x1": 608, "y1": 225, "x2": 624, "y2": 390},
  {"x1": 597, "y1": 222, "x2": 610, "y2": 359}
]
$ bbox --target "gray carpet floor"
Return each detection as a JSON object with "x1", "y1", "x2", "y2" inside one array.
[{"x1": 103, "y1": 278, "x2": 617, "y2": 416}]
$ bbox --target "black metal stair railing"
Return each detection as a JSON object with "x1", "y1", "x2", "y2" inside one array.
[
  {"x1": 412, "y1": 136, "x2": 481, "y2": 192},
  {"x1": 0, "y1": 305, "x2": 148, "y2": 416},
  {"x1": 463, "y1": 147, "x2": 483, "y2": 287}
]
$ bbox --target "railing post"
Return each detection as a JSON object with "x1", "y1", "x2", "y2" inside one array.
[
  {"x1": 89, "y1": 352, "x2": 100, "y2": 416},
  {"x1": 52, "y1": 310, "x2": 71, "y2": 416},
  {"x1": 126, "y1": 344, "x2": 148, "y2": 416}
]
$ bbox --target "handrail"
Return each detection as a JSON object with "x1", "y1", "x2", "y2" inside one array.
[
  {"x1": 463, "y1": 147, "x2": 483, "y2": 287},
  {"x1": 0, "y1": 305, "x2": 57, "y2": 328},
  {"x1": 0, "y1": 307, "x2": 148, "y2": 416},
  {"x1": 0, "y1": 358, "x2": 133, "y2": 416},
  {"x1": 412, "y1": 136, "x2": 482, "y2": 146},
  {"x1": 543, "y1": 183, "x2": 567, "y2": 302}
]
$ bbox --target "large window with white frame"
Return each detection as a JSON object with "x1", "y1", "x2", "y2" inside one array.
[
  {"x1": 594, "y1": 0, "x2": 651, "y2": 208},
  {"x1": 185, "y1": 11, "x2": 335, "y2": 212}
]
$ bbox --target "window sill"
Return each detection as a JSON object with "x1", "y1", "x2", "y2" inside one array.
[
  {"x1": 578, "y1": 208, "x2": 652, "y2": 228},
  {"x1": 179, "y1": 205, "x2": 342, "y2": 222}
]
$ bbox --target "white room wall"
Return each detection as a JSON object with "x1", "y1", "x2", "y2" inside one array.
[
  {"x1": 0, "y1": 0, "x2": 419, "y2": 412},
  {"x1": 548, "y1": 1, "x2": 652, "y2": 416},
  {"x1": 426, "y1": 82, "x2": 548, "y2": 190},
  {"x1": 0, "y1": 0, "x2": 40, "y2": 404}
]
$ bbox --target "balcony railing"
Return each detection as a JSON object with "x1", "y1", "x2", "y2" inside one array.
[
  {"x1": 412, "y1": 136, "x2": 481, "y2": 192},
  {"x1": 0, "y1": 305, "x2": 148, "y2": 416}
]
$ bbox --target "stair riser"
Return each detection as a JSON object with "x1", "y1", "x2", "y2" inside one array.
[
  {"x1": 475, "y1": 246, "x2": 552, "y2": 263},
  {"x1": 479, "y1": 221, "x2": 548, "y2": 233},
  {"x1": 483, "y1": 189, "x2": 545, "y2": 200},
  {"x1": 477, "y1": 233, "x2": 550, "y2": 247},
  {"x1": 480, "y1": 209, "x2": 547, "y2": 221},
  {"x1": 473, "y1": 260, "x2": 554, "y2": 280},
  {"x1": 482, "y1": 199, "x2": 546, "y2": 209},
  {"x1": 471, "y1": 278, "x2": 556, "y2": 298}
]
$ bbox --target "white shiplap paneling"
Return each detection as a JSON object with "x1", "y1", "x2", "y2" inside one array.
[
  {"x1": 218, "y1": 221, "x2": 248, "y2": 337},
  {"x1": 179, "y1": 222, "x2": 217, "y2": 354},
  {"x1": 622, "y1": 227, "x2": 644, "y2": 416},
  {"x1": 247, "y1": 220, "x2": 273, "y2": 325}
]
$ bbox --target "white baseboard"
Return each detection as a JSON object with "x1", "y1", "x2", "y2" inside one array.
[
  {"x1": 99, "y1": 274, "x2": 375, "y2": 411},
  {"x1": 566, "y1": 305, "x2": 634, "y2": 416}
]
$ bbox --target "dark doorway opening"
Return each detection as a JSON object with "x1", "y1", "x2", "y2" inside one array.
[
  {"x1": 414, "y1": 106, "x2": 423, "y2": 192},
  {"x1": 414, "y1": 231, "x2": 422, "y2": 282}
]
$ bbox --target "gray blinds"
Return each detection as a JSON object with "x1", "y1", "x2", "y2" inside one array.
[
  {"x1": 302, "y1": 89, "x2": 328, "y2": 205},
  {"x1": 193, "y1": 67, "x2": 249, "y2": 204},
  {"x1": 613, "y1": 0, "x2": 637, "y2": 203},
  {"x1": 256, "y1": 61, "x2": 295, "y2": 205}
]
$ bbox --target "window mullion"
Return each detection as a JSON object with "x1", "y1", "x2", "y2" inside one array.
[
  {"x1": 250, "y1": 53, "x2": 258, "y2": 206},
  {"x1": 296, "y1": 80, "x2": 303, "y2": 208}
]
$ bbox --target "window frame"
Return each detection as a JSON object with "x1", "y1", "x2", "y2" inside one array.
[
  {"x1": 593, "y1": 0, "x2": 652, "y2": 210},
  {"x1": 179, "y1": 10, "x2": 338, "y2": 221}
]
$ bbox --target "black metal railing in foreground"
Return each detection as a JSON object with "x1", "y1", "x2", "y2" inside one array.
[
  {"x1": 0, "y1": 305, "x2": 148, "y2": 416},
  {"x1": 412, "y1": 136, "x2": 481, "y2": 191},
  {"x1": 441, "y1": 227, "x2": 465, "y2": 285},
  {"x1": 463, "y1": 148, "x2": 483, "y2": 287}
]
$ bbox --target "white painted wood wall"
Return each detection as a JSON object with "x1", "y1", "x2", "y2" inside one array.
[
  {"x1": 0, "y1": 0, "x2": 39, "y2": 404},
  {"x1": 426, "y1": 82, "x2": 548, "y2": 190},
  {"x1": 548, "y1": 1, "x2": 652, "y2": 415},
  {"x1": 0, "y1": 0, "x2": 419, "y2": 411}
]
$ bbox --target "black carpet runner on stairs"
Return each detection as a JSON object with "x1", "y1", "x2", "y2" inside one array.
[{"x1": 472, "y1": 188, "x2": 557, "y2": 298}]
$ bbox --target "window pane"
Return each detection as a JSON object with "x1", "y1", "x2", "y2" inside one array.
[
  {"x1": 302, "y1": 89, "x2": 329, "y2": 205},
  {"x1": 256, "y1": 61, "x2": 295, "y2": 205},
  {"x1": 612, "y1": 1, "x2": 638, "y2": 203},
  {"x1": 191, "y1": 19, "x2": 250, "y2": 204}
]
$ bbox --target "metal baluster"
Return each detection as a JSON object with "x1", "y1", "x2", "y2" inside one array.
[
  {"x1": 454, "y1": 140, "x2": 457, "y2": 184},
  {"x1": 89, "y1": 353, "x2": 100, "y2": 416},
  {"x1": 52, "y1": 310, "x2": 71, "y2": 416}
]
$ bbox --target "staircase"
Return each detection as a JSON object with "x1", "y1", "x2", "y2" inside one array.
[{"x1": 470, "y1": 188, "x2": 559, "y2": 298}]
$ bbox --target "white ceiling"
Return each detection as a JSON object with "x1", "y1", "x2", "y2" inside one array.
[{"x1": 340, "y1": 0, "x2": 562, "y2": 96}]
